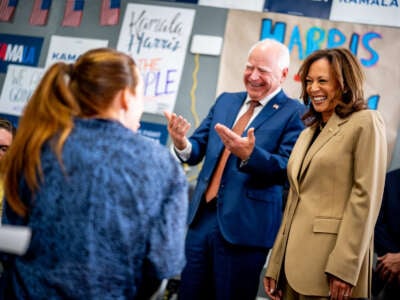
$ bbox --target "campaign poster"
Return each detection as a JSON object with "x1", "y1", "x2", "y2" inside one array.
[
  {"x1": 265, "y1": 0, "x2": 333, "y2": 19},
  {"x1": 45, "y1": 35, "x2": 109, "y2": 68},
  {"x1": 0, "y1": 34, "x2": 44, "y2": 73},
  {"x1": 138, "y1": 121, "x2": 169, "y2": 145},
  {"x1": 0, "y1": 64, "x2": 44, "y2": 116},
  {"x1": 116, "y1": 3, "x2": 195, "y2": 115}
]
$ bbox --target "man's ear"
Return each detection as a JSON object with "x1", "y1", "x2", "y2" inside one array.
[
  {"x1": 120, "y1": 88, "x2": 131, "y2": 111},
  {"x1": 281, "y1": 67, "x2": 289, "y2": 82}
]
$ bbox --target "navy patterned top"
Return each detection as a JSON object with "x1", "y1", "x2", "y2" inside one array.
[{"x1": 0, "y1": 118, "x2": 188, "y2": 299}]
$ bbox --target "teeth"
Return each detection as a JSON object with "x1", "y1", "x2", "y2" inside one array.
[{"x1": 313, "y1": 96, "x2": 326, "y2": 101}]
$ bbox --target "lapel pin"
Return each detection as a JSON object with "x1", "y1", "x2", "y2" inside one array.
[{"x1": 273, "y1": 104, "x2": 279, "y2": 110}]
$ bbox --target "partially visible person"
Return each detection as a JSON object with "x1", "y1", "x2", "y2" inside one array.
[
  {"x1": 165, "y1": 38, "x2": 305, "y2": 300},
  {"x1": 264, "y1": 48, "x2": 387, "y2": 300},
  {"x1": 0, "y1": 118, "x2": 15, "y2": 220},
  {"x1": 0, "y1": 118, "x2": 14, "y2": 161},
  {"x1": 373, "y1": 168, "x2": 400, "y2": 299},
  {"x1": 0, "y1": 48, "x2": 188, "y2": 299}
]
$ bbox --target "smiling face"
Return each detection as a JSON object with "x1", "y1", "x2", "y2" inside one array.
[
  {"x1": 306, "y1": 58, "x2": 341, "y2": 123},
  {"x1": 243, "y1": 44, "x2": 287, "y2": 101}
]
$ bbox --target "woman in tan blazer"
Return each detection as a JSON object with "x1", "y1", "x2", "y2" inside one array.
[{"x1": 264, "y1": 48, "x2": 388, "y2": 300}]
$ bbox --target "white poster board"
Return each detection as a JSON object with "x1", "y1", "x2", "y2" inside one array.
[
  {"x1": 0, "y1": 65, "x2": 44, "y2": 116},
  {"x1": 329, "y1": 0, "x2": 400, "y2": 27},
  {"x1": 199, "y1": 0, "x2": 264, "y2": 12},
  {"x1": 116, "y1": 3, "x2": 195, "y2": 115},
  {"x1": 45, "y1": 35, "x2": 109, "y2": 68}
]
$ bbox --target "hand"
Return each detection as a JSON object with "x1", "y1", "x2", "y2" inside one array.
[
  {"x1": 263, "y1": 277, "x2": 282, "y2": 300},
  {"x1": 328, "y1": 275, "x2": 353, "y2": 300},
  {"x1": 214, "y1": 123, "x2": 255, "y2": 160},
  {"x1": 164, "y1": 111, "x2": 191, "y2": 150},
  {"x1": 376, "y1": 253, "x2": 400, "y2": 284}
]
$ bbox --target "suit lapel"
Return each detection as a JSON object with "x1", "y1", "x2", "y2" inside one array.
[
  {"x1": 225, "y1": 93, "x2": 247, "y2": 130},
  {"x1": 298, "y1": 113, "x2": 348, "y2": 181},
  {"x1": 248, "y1": 91, "x2": 288, "y2": 132},
  {"x1": 288, "y1": 128, "x2": 315, "y2": 194}
]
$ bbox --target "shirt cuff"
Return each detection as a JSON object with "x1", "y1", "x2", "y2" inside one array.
[{"x1": 173, "y1": 138, "x2": 192, "y2": 162}]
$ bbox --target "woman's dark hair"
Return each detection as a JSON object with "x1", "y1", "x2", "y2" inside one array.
[{"x1": 298, "y1": 48, "x2": 367, "y2": 126}]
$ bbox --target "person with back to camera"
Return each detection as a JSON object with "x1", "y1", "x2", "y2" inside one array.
[
  {"x1": 263, "y1": 48, "x2": 388, "y2": 300},
  {"x1": 164, "y1": 38, "x2": 305, "y2": 300},
  {"x1": 0, "y1": 48, "x2": 189, "y2": 299}
]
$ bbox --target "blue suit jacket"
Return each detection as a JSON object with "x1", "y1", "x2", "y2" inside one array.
[{"x1": 184, "y1": 91, "x2": 305, "y2": 248}]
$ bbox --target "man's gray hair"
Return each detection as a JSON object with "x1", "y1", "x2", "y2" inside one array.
[{"x1": 247, "y1": 38, "x2": 290, "y2": 70}]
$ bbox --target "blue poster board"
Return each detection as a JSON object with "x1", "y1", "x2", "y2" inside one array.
[
  {"x1": 264, "y1": 0, "x2": 333, "y2": 19},
  {"x1": 0, "y1": 34, "x2": 44, "y2": 73},
  {"x1": 0, "y1": 113, "x2": 19, "y2": 128},
  {"x1": 138, "y1": 121, "x2": 169, "y2": 145},
  {"x1": 158, "y1": 0, "x2": 198, "y2": 3}
]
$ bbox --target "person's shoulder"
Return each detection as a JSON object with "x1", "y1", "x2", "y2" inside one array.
[
  {"x1": 278, "y1": 91, "x2": 304, "y2": 108},
  {"x1": 126, "y1": 135, "x2": 185, "y2": 177},
  {"x1": 287, "y1": 98, "x2": 305, "y2": 109},
  {"x1": 218, "y1": 91, "x2": 247, "y2": 99},
  {"x1": 132, "y1": 134, "x2": 168, "y2": 154},
  {"x1": 218, "y1": 91, "x2": 247, "y2": 98},
  {"x1": 282, "y1": 96, "x2": 306, "y2": 114},
  {"x1": 214, "y1": 91, "x2": 247, "y2": 106},
  {"x1": 350, "y1": 109, "x2": 384, "y2": 124},
  {"x1": 137, "y1": 136, "x2": 182, "y2": 164}
]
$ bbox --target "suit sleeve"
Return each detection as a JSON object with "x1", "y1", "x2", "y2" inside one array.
[
  {"x1": 325, "y1": 111, "x2": 387, "y2": 285},
  {"x1": 185, "y1": 101, "x2": 217, "y2": 166},
  {"x1": 240, "y1": 103, "x2": 305, "y2": 183}
]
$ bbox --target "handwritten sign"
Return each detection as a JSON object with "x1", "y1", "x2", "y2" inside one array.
[
  {"x1": 116, "y1": 4, "x2": 195, "y2": 115},
  {"x1": 0, "y1": 65, "x2": 44, "y2": 116},
  {"x1": 45, "y1": 35, "x2": 109, "y2": 68}
]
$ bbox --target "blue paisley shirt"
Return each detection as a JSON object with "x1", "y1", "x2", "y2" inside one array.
[{"x1": 1, "y1": 118, "x2": 188, "y2": 299}]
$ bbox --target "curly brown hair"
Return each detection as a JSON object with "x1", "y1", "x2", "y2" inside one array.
[{"x1": 298, "y1": 48, "x2": 367, "y2": 127}]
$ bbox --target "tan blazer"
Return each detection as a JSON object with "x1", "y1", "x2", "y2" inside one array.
[{"x1": 265, "y1": 110, "x2": 388, "y2": 298}]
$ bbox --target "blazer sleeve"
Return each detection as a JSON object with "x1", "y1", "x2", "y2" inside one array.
[{"x1": 325, "y1": 111, "x2": 388, "y2": 285}]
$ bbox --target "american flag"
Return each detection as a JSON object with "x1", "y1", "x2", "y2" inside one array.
[
  {"x1": 100, "y1": 0, "x2": 120, "y2": 26},
  {"x1": 0, "y1": 0, "x2": 18, "y2": 22},
  {"x1": 30, "y1": 0, "x2": 52, "y2": 26},
  {"x1": 61, "y1": 0, "x2": 84, "y2": 27}
]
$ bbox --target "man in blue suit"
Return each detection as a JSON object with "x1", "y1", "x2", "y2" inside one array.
[{"x1": 164, "y1": 39, "x2": 305, "y2": 300}]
